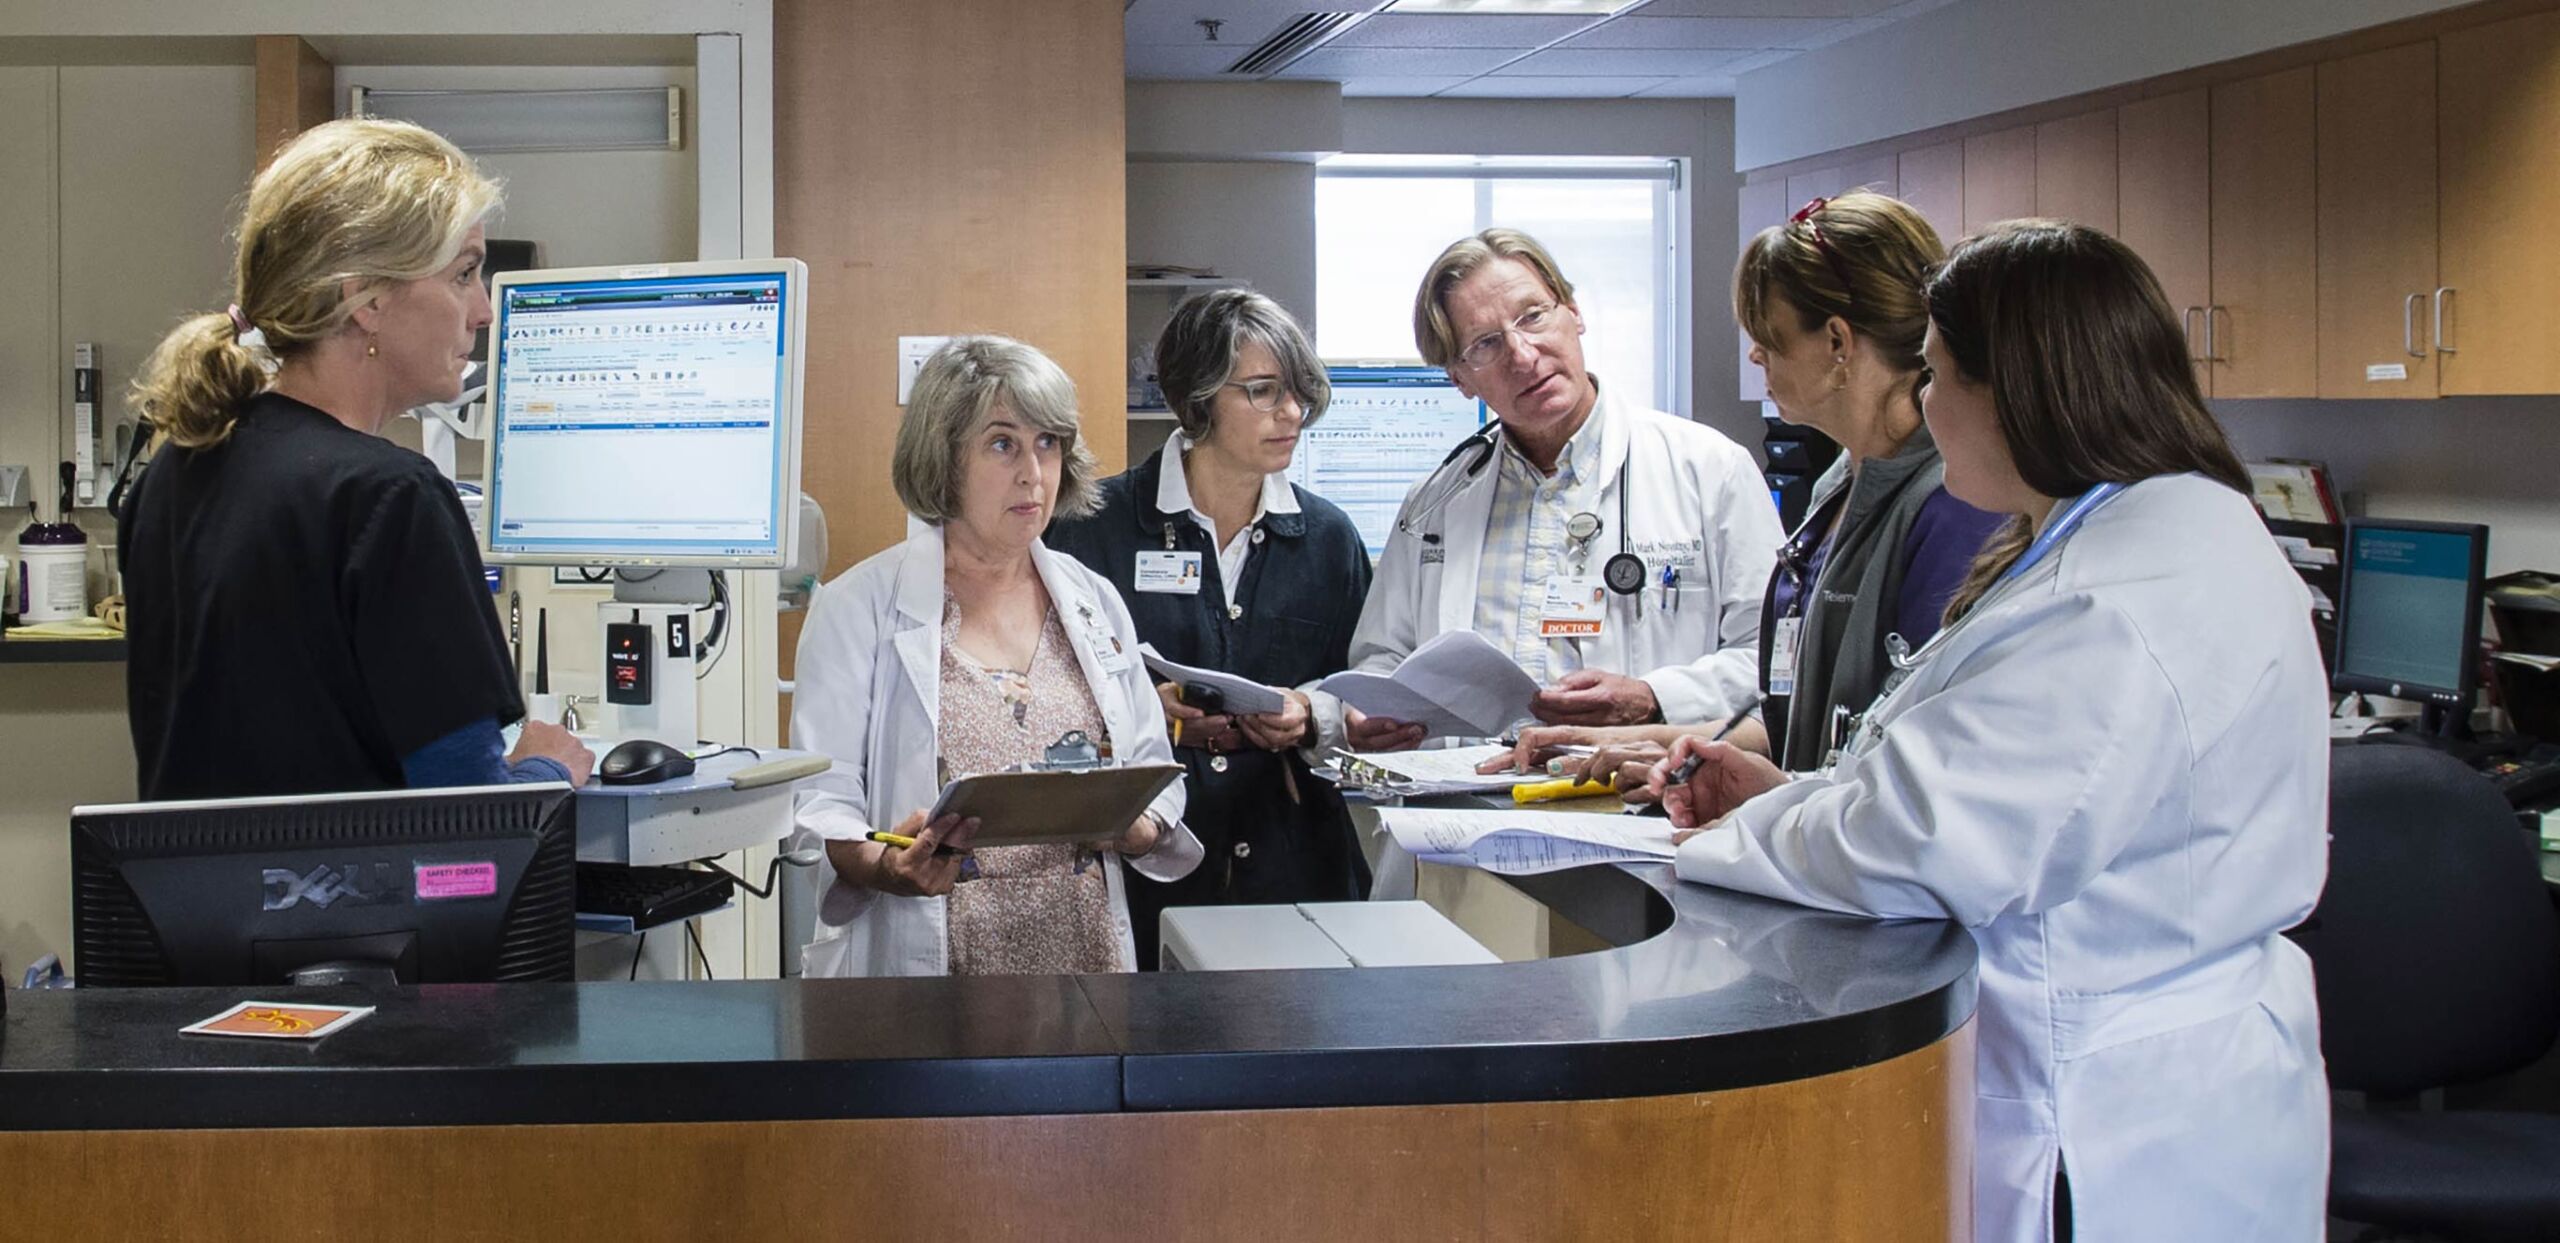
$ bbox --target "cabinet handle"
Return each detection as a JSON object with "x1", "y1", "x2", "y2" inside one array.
[
  {"x1": 2433, "y1": 287, "x2": 2456, "y2": 355},
  {"x1": 2204, "y1": 306, "x2": 2222, "y2": 363},
  {"x1": 2182, "y1": 306, "x2": 2204, "y2": 361},
  {"x1": 2405, "y1": 292, "x2": 2426, "y2": 358}
]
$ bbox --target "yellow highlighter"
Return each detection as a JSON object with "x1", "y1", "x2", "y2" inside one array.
[{"x1": 1512, "y1": 774, "x2": 1617, "y2": 805}]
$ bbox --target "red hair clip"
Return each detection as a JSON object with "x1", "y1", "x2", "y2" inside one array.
[{"x1": 1791, "y1": 197, "x2": 1857, "y2": 304}]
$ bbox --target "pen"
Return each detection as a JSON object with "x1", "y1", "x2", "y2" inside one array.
[
  {"x1": 1171, "y1": 685, "x2": 1184, "y2": 747},
  {"x1": 1664, "y1": 692, "x2": 1767, "y2": 787},
  {"x1": 1513, "y1": 774, "x2": 1616, "y2": 805},
  {"x1": 865, "y1": 830, "x2": 971, "y2": 857}
]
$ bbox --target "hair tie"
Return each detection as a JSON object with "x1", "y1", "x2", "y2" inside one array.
[{"x1": 225, "y1": 305, "x2": 251, "y2": 337}]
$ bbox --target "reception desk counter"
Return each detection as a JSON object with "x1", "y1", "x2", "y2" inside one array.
[{"x1": 1, "y1": 861, "x2": 1976, "y2": 1241}]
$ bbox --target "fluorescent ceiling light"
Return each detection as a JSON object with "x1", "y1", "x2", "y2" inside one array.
[{"x1": 1385, "y1": 0, "x2": 1640, "y2": 13}]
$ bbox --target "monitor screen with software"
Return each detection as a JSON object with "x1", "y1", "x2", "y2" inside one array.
[
  {"x1": 1287, "y1": 365, "x2": 1487, "y2": 558},
  {"x1": 2332, "y1": 518, "x2": 2489, "y2": 708},
  {"x1": 71, "y1": 785, "x2": 577, "y2": 987},
  {"x1": 480, "y1": 259, "x2": 807, "y2": 568}
]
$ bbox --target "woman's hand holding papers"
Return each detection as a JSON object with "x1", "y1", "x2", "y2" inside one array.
[{"x1": 1235, "y1": 689, "x2": 1315, "y2": 752}]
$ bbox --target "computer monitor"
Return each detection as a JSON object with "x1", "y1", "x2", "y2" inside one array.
[
  {"x1": 480, "y1": 258, "x2": 808, "y2": 568},
  {"x1": 1287, "y1": 365, "x2": 1488, "y2": 557},
  {"x1": 71, "y1": 784, "x2": 577, "y2": 987},
  {"x1": 2332, "y1": 518, "x2": 2490, "y2": 720}
]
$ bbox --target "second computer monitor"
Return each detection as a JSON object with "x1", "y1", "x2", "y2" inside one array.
[
  {"x1": 481, "y1": 259, "x2": 808, "y2": 569},
  {"x1": 1287, "y1": 365, "x2": 1488, "y2": 558},
  {"x1": 2333, "y1": 518, "x2": 2489, "y2": 710}
]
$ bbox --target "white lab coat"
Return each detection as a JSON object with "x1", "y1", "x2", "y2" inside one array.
[
  {"x1": 1677, "y1": 473, "x2": 2329, "y2": 1243},
  {"x1": 789, "y1": 526, "x2": 1199, "y2": 977},
  {"x1": 1348, "y1": 383, "x2": 1782, "y2": 724}
]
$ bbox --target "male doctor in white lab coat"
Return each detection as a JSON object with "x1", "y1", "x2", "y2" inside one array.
[
  {"x1": 1344, "y1": 228, "x2": 1781, "y2": 752},
  {"x1": 1652, "y1": 221, "x2": 2329, "y2": 1242}
]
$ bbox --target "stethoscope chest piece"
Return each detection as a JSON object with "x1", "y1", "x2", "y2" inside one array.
[{"x1": 1602, "y1": 550, "x2": 1647, "y2": 595}]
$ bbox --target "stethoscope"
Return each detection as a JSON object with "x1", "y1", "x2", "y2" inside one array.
[{"x1": 1398, "y1": 424, "x2": 1650, "y2": 606}]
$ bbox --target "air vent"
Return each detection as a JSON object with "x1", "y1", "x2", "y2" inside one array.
[{"x1": 1227, "y1": 12, "x2": 1360, "y2": 76}]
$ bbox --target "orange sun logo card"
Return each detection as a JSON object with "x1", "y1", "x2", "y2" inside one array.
[{"x1": 180, "y1": 1001, "x2": 376, "y2": 1040}]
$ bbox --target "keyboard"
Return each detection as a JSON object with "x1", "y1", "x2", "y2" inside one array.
[{"x1": 576, "y1": 863, "x2": 734, "y2": 929}]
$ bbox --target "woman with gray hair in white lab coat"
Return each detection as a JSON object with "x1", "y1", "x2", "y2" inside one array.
[
  {"x1": 1652, "y1": 221, "x2": 2328, "y2": 1242},
  {"x1": 789, "y1": 336, "x2": 1198, "y2": 977}
]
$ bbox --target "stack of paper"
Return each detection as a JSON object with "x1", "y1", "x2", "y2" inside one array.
[
  {"x1": 1378, "y1": 807, "x2": 1675, "y2": 875},
  {"x1": 1315, "y1": 630, "x2": 1540, "y2": 740},
  {"x1": 1325, "y1": 743, "x2": 1528, "y2": 797}
]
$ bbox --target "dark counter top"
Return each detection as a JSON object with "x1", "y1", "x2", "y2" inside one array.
[
  {"x1": 0, "y1": 637, "x2": 124, "y2": 663},
  {"x1": 0, "y1": 863, "x2": 1975, "y2": 1131}
]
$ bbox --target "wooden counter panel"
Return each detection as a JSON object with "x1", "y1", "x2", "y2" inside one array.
[{"x1": 6, "y1": 1024, "x2": 1971, "y2": 1242}]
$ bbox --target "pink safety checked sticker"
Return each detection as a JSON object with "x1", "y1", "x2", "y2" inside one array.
[{"x1": 414, "y1": 861, "x2": 498, "y2": 900}]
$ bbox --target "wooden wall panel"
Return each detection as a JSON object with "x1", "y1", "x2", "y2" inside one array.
[
  {"x1": 772, "y1": 0, "x2": 1128, "y2": 726},
  {"x1": 1961, "y1": 125, "x2": 2036, "y2": 234},
  {"x1": 0, "y1": 1025, "x2": 1972, "y2": 1242},
  {"x1": 252, "y1": 35, "x2": 332, "y2": 169}
]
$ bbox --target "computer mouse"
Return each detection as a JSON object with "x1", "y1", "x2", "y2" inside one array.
[{"x1": 599, "y1": 739, "x2": 696, "y2": 786}]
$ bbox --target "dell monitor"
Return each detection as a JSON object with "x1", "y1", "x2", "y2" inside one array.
[
  {"x1": 2332, "y1": 518, "x2": 2490, "y2": 735},
  {"x1": 1286, "y1": 365, "x2": 1488, "y2": 558},
  {"x1": 480, "y1": 258, "x2": 808, "y2": 569},
  {"x1": 71, "y1": 784, "x2": 577, "y2": 987}
]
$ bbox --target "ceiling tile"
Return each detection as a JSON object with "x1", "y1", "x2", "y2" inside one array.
[
  {"x1": 1496, "y1": 46, "x2": 1757, "y2": 75},
  {"x1": 1324, "y1": 12, "x2": 1603, "y2": 47},
  {"x1": 1626, "y1": 0, "x2": 1901, "y2": 17},
  {"x1": 1338, "y1": 75, "x2": 1478, "y2": 96},
  {"x1": 1275, "y1": 45, "x2": 1524, "y2": 77},
  {"x1": 1557, "y1": 15, "x2": 1844, "y2": 49},
  {"x1": 1436, "y1": 75, "x2": 1672, "y2": 98},
  {"x1": 1124, "y1": 0, "x2": 1391, "y2": 46},
  {"x1": 1126, "y1": 44, "x2": 1257, "y2": 76}
]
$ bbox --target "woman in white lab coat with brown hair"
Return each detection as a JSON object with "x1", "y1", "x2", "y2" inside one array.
[{"x1": 1652, "y1": 221, "x2": 2329, "y2": 1241}]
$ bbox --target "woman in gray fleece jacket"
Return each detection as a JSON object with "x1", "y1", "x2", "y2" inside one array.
[{"x1": 1495, "y1": 191, "x2": 2002, "y2": 788}]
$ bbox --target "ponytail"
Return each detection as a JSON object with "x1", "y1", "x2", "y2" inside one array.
[{"x1": 132, "y1": 312, "x2": 271, "y2": 450}]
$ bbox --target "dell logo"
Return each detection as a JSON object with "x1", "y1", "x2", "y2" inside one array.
[{"x1": 262, "y1": 863, "x2": 401, "y2": 911}]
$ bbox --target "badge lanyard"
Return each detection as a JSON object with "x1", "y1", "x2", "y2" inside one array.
[{"x1": 1855, "y1": 482, "x2": 2131, "y2": 757}]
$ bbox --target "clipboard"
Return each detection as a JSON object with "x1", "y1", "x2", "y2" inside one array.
[{"x1": 927, "y1": 763, "x2": 1183, "y2": 848}]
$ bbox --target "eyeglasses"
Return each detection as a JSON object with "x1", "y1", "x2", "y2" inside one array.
[
  {"x1": 1455, "y1": 301, "x2": 1567, "y2": 371},
  {"x1": 1792, "y1": 197, "x2": 1858, "y2": 307},
  {"x1": 1221, "y1": 378, "x2": 1296, "y2": 412}
]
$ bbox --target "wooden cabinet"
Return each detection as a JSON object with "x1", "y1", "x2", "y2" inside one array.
[
  {"x1": 2316, "y1": 42, "x2": 2439, "y2": 398},
  {"x1": 1736, "y1": 178, "x2": 1790, "y2": 403},
  {"x1": 1962, "y1": 125, "x2": 2036, "y2": 234},
  {"x1": 1786, "y1": 154, "x2": 1897, "y2": 211},
  {"x1": 1897, "y1": 140, "x2": 1964, "y2": 245},
  {"x1": 2116, "y1": 89, "x2": 2213, "y2": 392},
  {"x1": 2034, "y1": 110, "x2": 2117, "y2": 233},
  {"x1": 2208, "y1": 66, "x2": 2319, "y2": 398},
  {"x1": 2439, "y1": 9, "x2": 2560, "y2": 395}
]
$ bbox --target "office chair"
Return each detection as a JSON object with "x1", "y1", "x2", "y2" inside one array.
[{"x1": 2296, "y1": 744, "x2": 2560, "y2": 1242}]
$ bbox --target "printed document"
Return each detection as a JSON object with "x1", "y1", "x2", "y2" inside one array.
[{"x1": 1315, "y1": 631, "x2": 1540, "y2": 740}]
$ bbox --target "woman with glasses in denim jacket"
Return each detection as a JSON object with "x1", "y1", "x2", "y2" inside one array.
[
  {"x1": 1046, "y1": 291, "x2": 1373, "y2": 969},
  {"x1": 1497, "y1": 192, "x2": 2001, "y2": 789}
]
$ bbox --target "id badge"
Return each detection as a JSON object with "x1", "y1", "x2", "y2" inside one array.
[
  {"x1": 1135, "y1": 550, "x2": 1203, "y2": 595},
  {"x1": 1767, "y1": 616, "x2": 1802, "y2": 697},
  {"x1": 1538, "y1": 574, "x2": 1608, "y2": 639},
  {"x1": 1071, "y1": 602, "x2": 1134, "y2": 675}
]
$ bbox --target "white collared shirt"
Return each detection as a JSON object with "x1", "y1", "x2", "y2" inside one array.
[
  {"x1": 1156, "y1": 434, "x2": 1302, "y2": 612},
  {"x1": 1468, "y1": 398, "x2": 1610, "y2": 681}
]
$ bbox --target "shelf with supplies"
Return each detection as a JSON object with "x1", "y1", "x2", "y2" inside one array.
[{"x1": 2267, "y1": 517, "x2": 2343, "y2": 669}]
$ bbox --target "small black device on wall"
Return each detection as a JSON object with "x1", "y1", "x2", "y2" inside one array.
[{"x1": 605, "y1": 617, "x2": 653, "y2": 706}]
